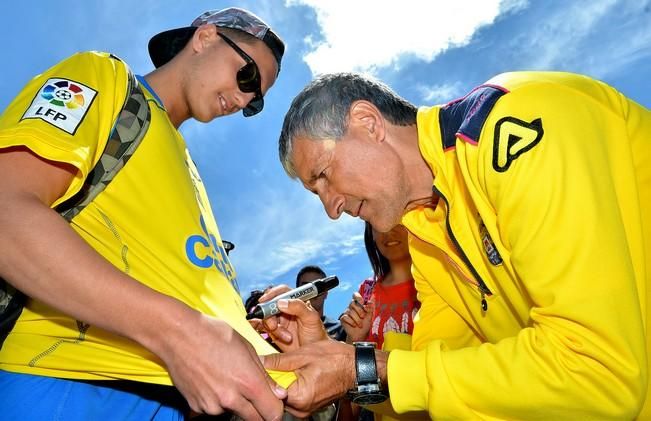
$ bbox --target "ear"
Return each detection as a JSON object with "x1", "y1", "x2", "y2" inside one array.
[
  {"x1": 190, "y1": 23, "x2": 218, "y2": 53},
  {"x1": 349, "y1": 100, "x2": 386, "y2": 144}
]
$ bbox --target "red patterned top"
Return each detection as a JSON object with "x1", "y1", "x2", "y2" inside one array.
[{"x1": 358, "y1": 277, "x2": 420, "y2": 348}]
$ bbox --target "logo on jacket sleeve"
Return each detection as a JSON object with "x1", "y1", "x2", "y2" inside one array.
[
  {"x1": 479, "y1": 221, "x2": 503, "y2": 266},
  {"x1": 492, "y1": 116, "x2": 543, "y2": 172},
  {"x1": 21, "y1": 78, "x2": 97, "y2": 135}
]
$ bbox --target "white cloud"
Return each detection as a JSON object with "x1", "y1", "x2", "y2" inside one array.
[
  {"x1": 521, "y1": 0, "x2": 617, "y2": 69},
  {"x1": 339, "y1": 234, "x2": 364, "y2": 256},
  {"x1": 417, "y1": 82, "x2": 465, "y2": 104},
  {"x1": 506, "y1": 0, "x2": 651, "y2": 78},
  {"x1": 337, "y1": 281, "x2": 355, "y2": 292},
  {"x1": 286, "y1": 0, "x2": 521, "y2": 75},
  {"x1": 226, "y1": 184, "x2": 365, "y2": 287}
]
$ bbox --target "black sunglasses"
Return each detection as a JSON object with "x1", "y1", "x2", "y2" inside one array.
[{"x1": 217, "y1": 32, "x2": 264, "y2": 117}]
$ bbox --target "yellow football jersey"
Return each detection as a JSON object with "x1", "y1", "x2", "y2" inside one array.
[{"x1": 0, "y1": 52, "x2": 294, "y2": 387}]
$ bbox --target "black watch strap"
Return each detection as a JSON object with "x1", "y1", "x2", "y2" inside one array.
[
  {"x1": 354, "y1": 342, "x2": 378, "y2": 386},
  {"x1": 349, "y1": 342, "x2": 387, "y2": 405}
]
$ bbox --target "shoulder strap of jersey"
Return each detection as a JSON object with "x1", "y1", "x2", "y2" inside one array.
[{"x1": 56, "y1": 60, "x2": 151, "y2": 221}]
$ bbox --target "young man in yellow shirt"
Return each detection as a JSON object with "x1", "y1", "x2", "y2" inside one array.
[{"x1": 0, "y1": 7, "x2": 289, "y2": 420}]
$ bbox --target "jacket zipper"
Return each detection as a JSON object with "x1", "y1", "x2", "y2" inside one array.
[{"x1": 432, "y1": 185, "x2": 492, "y2": 312}]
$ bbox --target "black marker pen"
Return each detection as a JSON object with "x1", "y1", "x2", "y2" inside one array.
[{"x1": 246, "y1": 276, "x2": 339, "y2": 320}]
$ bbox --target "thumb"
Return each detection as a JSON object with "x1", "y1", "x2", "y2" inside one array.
[
  {"x1": 265, "y1": 374, "x2": 287, "y2": 400},
  {"x1": 261, "y1": 351, "x2": 305, "y2": 372},
  {"x1": 249, "y1": 348, "x2": 288, "y2": 400}
]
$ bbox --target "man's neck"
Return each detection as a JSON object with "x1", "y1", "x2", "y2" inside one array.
[
  {"x1": 389, "y1": 123, "x2": 435, "y2": 211},
  {"x1": 142, "y1": 67, "x2": 189, "y2": 129}
]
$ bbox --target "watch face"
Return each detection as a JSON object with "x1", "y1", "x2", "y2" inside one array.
[{"x1": 352, "y1": 392, "x2": 388, "y2": 405}]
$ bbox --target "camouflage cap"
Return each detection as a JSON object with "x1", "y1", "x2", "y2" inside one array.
[{"x1": 148, "y1": 7, "x2": 285, "y2": 73}]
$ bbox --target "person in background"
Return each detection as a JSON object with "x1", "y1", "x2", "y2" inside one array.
[
  {"x1": 339, "y1": 223, "x2": 420, "y2": 421},
  {"x1": 0, "y1": 7, "x2": 287, "y2": 420},
  {"x1": 341, "y1": 222, "x2": 419, "y2": 348}
]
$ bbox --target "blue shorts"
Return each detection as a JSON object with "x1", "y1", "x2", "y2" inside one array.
[{"x1": 0, "y1": 370, "x2": 187, "y2": 420}]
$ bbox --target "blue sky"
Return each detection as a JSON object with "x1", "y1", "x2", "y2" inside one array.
[{"x1": 1, "y1": 0, "x2": 650, "y2": 318}]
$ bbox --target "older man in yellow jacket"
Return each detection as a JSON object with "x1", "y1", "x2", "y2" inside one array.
[{"x1": 263, "y1": 71, "x2": 651, "y2": 419}]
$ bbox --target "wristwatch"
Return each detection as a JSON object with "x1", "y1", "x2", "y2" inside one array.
[{"x1": 347, "y1": 341, "x2": 388, "y2": 405}]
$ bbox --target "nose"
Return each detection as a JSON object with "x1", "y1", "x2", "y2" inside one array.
[
  {"x1": 233, "y1": 91, "x2": 255, "y2": 110},
  {"x1": 317, "y1": 188, "x2": 344, "y2": 220}
]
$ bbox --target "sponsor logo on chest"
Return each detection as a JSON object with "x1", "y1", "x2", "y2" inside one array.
[{"x1": 185, "y1": 215, "x2": 238, "y2": 291}]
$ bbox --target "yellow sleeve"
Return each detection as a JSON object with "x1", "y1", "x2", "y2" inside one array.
[
  {"x1": 387, "y1": 262, "x2": 481, "y2": 414},
  {"x1": 0, "y1": 51, "x2": 129, "y2": 207},
  {"x1": 388, "y1": 264, "x2": 481, "y2": 416},
  {"x1": 397, "y1": 74, "x2": 649, "y2": 418},
  {"x1": 363, "y1": 333, "x2": 431, "y2": 420}
]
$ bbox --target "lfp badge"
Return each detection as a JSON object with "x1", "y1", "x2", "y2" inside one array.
[{"x1": 22, "y1": 78, "x2": 97, "y2": 135}]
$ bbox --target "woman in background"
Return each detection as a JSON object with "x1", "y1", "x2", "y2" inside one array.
[
  {"x1": 338, "y1": 223, "x2": 421, "y2": 421},
  {"x1": 341, "y1": 223, "x2": 419, "y2": 348}
]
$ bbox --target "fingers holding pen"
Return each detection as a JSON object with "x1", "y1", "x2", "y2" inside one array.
[
  {"x1": 262, "y1": 299, "x2": 304, "y2": 345},
  {"x1": 264, "y1": 298, "x2": 327, "y2": 347},
  {"x1": 352, "y1": 291, "x2": 372, "y2": 314},
  {"x1": 254, "y1": 285, "x2": 328, "y2": 351},
  {"x1": 339, "y1": 292, "x2": 375, "y2": 343},
  {"x1": 258, "y1": 284, "x2": 293, "y2": 334}
]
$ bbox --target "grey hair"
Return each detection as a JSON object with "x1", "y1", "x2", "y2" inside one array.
[{"x1": 278, "y1": 73, "x2": 417, "y2": 178}]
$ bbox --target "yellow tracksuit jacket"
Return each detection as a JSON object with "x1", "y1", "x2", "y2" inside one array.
[{"x1": 388, "y1": 72, "x2": 651, "y2": 419}]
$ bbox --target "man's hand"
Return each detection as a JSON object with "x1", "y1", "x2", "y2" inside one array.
[
  {"x1": 258, "y1": 285, "x2": 328, "y2": 351},
  {"x1": 262, "y1": 339, "x2": 356, "y2": 417},
  {"x1": 339, "y1": 292, "x2": 375, "y2": 343},
  {"x1": 156, "y1": 311, "x2": 286, "y2": 420}
]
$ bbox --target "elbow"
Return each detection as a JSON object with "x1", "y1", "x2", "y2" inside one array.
[
  {"x1": 592, "y1": 360, "x2": 647, "y2": 419},
  {"x1": 614, "y1": 374, "x2": 646, "y2": 419},
  {"x1": 613, "y1": 351, "x2": 647, "y2": 418},
  {"x1": 551, "y1": 345, "x2": 647, "y2": 418}
]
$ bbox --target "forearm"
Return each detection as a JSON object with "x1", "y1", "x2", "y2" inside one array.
[{"x1": 0, "y1": 192, "x2": 195, "y2": 358}]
